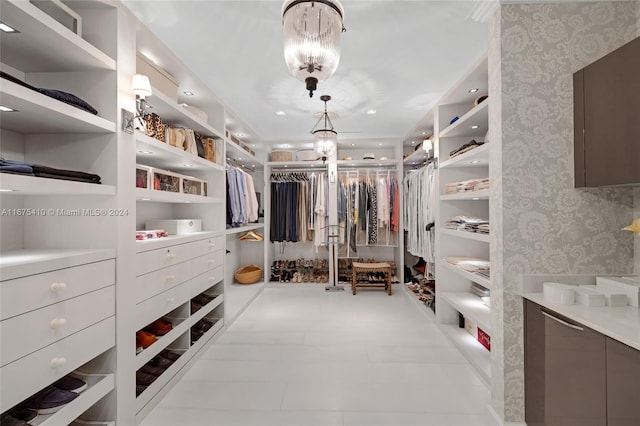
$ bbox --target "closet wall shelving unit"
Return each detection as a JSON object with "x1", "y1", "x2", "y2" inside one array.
[
  {"x1": 1, "y1": 1, "x2": 120, "y2": 424},
  {"x1": 224, "y1": 135, "x2": 265, "y2": 324},
  {"x1": 434, "y1": 55, "x2": 492, "y2": 385}
]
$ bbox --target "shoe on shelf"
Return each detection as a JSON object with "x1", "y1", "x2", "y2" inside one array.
[
  {"x1": 52, "y1": 375, "x2": 88, "y2": 393},
  {"x1": 7, "y1": 407, "x2": 37, "y2": 422},
  {"x1": 0, "y1": 413, "x2": 29, "y2": 426},
  {"x1": 136, "y1": 384, "x2": 148, "y2": 397},
  {"x1": 192, "y1": 293, "x2": 215, "y2": 306},
  {"x1": 21, "y1": 385, "x2": 79, "y2": 415},
  {"x1": 140, "y1": 364, "x2": 166, "y2": 376},
  {"x1": 136, "y1": 370, "x2": 158, "y2": 386},
  {"x1": 136, "y1": 331, "x2": 158, "y2": 349},
  {"x1": 159, "y1": 349, "x2": 181, "y2": 362},
  {"x1": 191, "y1": 301, "x2": 202, "y2": 314},
  {"x1": 143, "y1": 319, "x2": 173, "y2": 336}
]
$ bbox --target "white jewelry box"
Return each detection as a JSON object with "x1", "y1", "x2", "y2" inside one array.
[{"x1": 145, "y1": 219, "x2": 202, "y2": 235}]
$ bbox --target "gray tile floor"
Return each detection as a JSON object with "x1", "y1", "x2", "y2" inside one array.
[{"x1": 140, "y1": 287, "x2": 495, "y2": 426}]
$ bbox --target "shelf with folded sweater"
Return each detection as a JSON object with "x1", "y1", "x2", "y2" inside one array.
[
  {"x1": 440, "y1": 228, "x2": 490, "y2": 243},
  {"x1": 0, "y1": 173, "x2": 115, "y2": 195}
]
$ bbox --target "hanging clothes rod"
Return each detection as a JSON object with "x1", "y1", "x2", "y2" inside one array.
[
  {"x1": 226, "y1": 161, "x2": 254, "y2": 173},
  {"x1": 270, "y1": 167, "x2": 327, "y2": 173}
]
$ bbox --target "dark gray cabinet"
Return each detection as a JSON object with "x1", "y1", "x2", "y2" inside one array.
[
  {"x1": 524, "y1": 300, "x2": 606, "y2": 426},
  {"x1": 573, "y1": 36, "x2": 640, "y2": 187},
  {"x1": 607, "y1": 338, "x2": 640, "y2": 426}
]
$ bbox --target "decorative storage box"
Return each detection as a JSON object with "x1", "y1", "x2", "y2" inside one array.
[
  {"x1": 152, "y1": 167, "x2": 181, "y2": 193},
  {"x1": 270, "y1": 150, "x2": 293, "y2": 162},
  {"x1": 182, "y1": 176, "x2": 206, "y2": 196},
  {"x1": 136, "y1": 51, "x2": 179, "y2": 102},
  {"x1": 136, "y1": 164, "x2": 152, "y2": 189},
  {"x1": 146, "y1": 219, "x2": 202, "y2": 235}
]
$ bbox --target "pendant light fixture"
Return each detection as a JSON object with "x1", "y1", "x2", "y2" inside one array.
[
  {"x1": 282, "y1": 0, "x2": 345, "y2": 98},
  {"x1": 311, "y1": 95, "x2": 337, "y2": 162}
]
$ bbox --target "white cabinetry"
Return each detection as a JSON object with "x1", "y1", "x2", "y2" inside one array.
[{"x1": 1, "y1": 1, "x2": 119, "y2": 423}]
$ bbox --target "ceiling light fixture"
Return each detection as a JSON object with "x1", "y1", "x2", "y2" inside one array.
[
  {"x1": 282, "y1": 0, "x2": 345, "y2": 98},
  {"x1": 0, "y1": 22, "x2": 18, "y2": 33},
  {"x1": 276, "y1": 111, "x2": 286, "y2": 116},
  {"x1": 311, "y1": 95, "x2": 337, "y2": 162},
  {"x1": 471, "y1": 125, "x2": 480, "y2": 129},
  {"x1": 469, "y1": 88, "x2": 479, "y2": 93},
  {"x1": 184, "y1": 91, "x2": 194, "y2": 96},
  {"x1": 366, "y1": 109, "x2": 377, "y2": 115},
  {"x1": 470, "y1": 160, "x2": 481, "y2": 164},
  {"x1": 0, "y1": 106, "x2": 17, "y2": 112}
]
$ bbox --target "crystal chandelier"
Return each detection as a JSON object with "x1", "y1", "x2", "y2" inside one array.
[
  {"x1": 311, "y1": 95, "x2": 337, "y2": 162},
  {"x1": 282, "y1": 0, "x2": 345, "y2": 97}
]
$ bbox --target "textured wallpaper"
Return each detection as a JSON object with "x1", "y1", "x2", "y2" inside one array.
[{"x1": 490, "y1": 1, "x2": 638, "y2": 422}]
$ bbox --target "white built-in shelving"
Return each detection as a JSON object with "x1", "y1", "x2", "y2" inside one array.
[
  {"x1": 440, "y1": 189, "x2": 490, "y2": 201},
  {"x1": 440, "y1": 325, "x2": 491, "y2": 384},
  {"x1": 225, "y1": 223, "x2": 265, "y2": 235},
  {"x1": 440, "y1": 228, "x2": 490, "y2": 243},
  {"x1": 135, "y1": 133, "x2": 224, "y2": 173},
  {"x1": 439, "y1": 142, "x2": 490, "y2": 169},
  {"x1": 1, "y1": 1, "x2": 119, "y2": 423},
  {"x1": 135, "y1": 188, "x2": 223, "y2": 204}
]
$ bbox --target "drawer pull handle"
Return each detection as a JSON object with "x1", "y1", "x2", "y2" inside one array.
[
  {"x1": 541, "y1": 311, "x2": 584, "y2": 331},
  {"x1": 167, "y1": 275, "x2": 176, "y2": 281},
  {"x1": 50, "y1": 282, "x2": 67, "y2": 293},
  {"x1": 167, "y1": 297, "x2": 175, "y2": 303},
  {"x1": 50, "y1": 357, "x2": 67, "y2": 368},
  {"x1": 166, "y1": 253, "x2": 176, "y2": 260},
  {"x1": 50, "y1": 318, "x2": 67, "y2": 329}
]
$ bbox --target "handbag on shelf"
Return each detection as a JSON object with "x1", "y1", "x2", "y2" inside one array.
[
  {"x1": 194, "y1": 132, "x2": 206, "y2": 158},
  {"x1": 144, "y1": 113, "x2": 166, "y2": 142},
  {"x1": 204, "y1": 137, "x2": 216, "y2": 163},
  {"x1": 183, "y1": 128, "x2": 198, "y2": 156},
  {"x1": 166, "y1": 126, "x2": 186, "y2": 149}
]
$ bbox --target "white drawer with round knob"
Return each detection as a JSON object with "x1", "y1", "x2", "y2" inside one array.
[
  {"x1": 134, "y1": 261, "x2": 191, "y2": 304},
  {"x1": 134, "y1": 282, "x2": 190, "y2": 330},
  {"x1": 1, "y1": 259, "x2": 115, "y2": 321},
  {"x1": 135, "y1": 244, "x2": 192, "y2": 277},
  {"x1": 0, "y1": 316, "x2": 115, "y2": 413},
  {"x1": 191, "y1": 266, "x2": 224, "y2": 297},
  {"x1": 190, "y1": 236, "x2": 224, "y2": 254},
  {"x1": 1, "y1": 286, "x2": 115, "y2": 367},
  {"x1": 190, "y1": 251, "x2": 224, "y2": 277}
]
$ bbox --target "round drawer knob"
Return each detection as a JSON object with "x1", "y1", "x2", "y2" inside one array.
[
  {"x1": 50, "y1": 357, "x2": 67, "y2": 368},
  {"x1": 167, "y1": 275, "x2": 176, "y2": 281},
  {"x1": 50, "y1": 282, "x2": 67, "y2": 293},
  {"x1": 166, "y1": 297, "x2": 175, "y2": 303},
  {"x1": 50, "y1": 318, "x2": 67, "y2": 329}
]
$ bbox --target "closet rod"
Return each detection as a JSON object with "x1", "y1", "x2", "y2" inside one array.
[
  {"x1": 270, "y1": 167, "x2": 327, "y2": 172},
  {"x1": 226, "y1": 161, "x2": 254, "y2": 173}
]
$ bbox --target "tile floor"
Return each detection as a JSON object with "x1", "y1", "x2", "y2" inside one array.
[{"x1": 140, "y1": 287, "x2": 496, "y2": 426}]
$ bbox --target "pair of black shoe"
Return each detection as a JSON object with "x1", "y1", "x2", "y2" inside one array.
[
  {"x1": 136, "y1": 350, "x2": 181, "y2": 397},
  {"x1": 190, "y1": 293, "x2": 217, "y2": 314},
  {"x1": 191, "y1": 319, "x2": 216, "y2": 343}
]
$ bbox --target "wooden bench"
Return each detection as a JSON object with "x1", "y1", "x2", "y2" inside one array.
[{"x1": 351, "y1": 262, "x2": 392, "y2": 295}]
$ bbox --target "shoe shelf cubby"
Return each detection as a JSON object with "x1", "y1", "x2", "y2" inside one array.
[
  {"x1": 135, "y1": 311, "x2": 190, "y2": 370},
  {"x1": 135, "y1": 347, "x2": 189, "y2": 412}
]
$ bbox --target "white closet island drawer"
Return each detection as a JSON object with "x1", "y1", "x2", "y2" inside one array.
[
  {"x1": 135, "y1": 244, "x2": 192, "y2": 277},
  {"x1": 191, "y1": 266, "x2": 223, "y2": 297},
  {"x1": 190, "y1": 250, "x2": 223, "y2": 277},
  {"x1": 1, "y1": 259, "x2": 115, "y2": 321},
  {"x1": 0, "y1": 316, "x2": 115, "y2": 412},
  {"x1": 134, "y1": 261, "x2": 191, "y2": 304},
  {"x1": 1, "y1": 286, "x2": 114, "y2": 367},
  {"x1": 134, "y1": 282, "x2": 190, "y2": 330},
  {"x1": 191, "y1": 235, "x2": 224, "y2": 254}
]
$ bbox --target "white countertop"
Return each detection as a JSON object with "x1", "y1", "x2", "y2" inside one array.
[{"x1": 523, "y1": 292, "x2": 640, "y2": 351}]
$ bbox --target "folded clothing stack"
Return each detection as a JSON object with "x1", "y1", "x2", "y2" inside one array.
[
  {"x1": 443, "y1": 178, "x2": 490, "y2": 194},
  {"x1": 0, "y1": 159, "x2": 101, "y2": 184},
  {"x1": 445, "y1": 215, "x2": 490, "y2": 234},
  {"x1": 1, "y1": 71, "x2": 98, "y2": 115},
  {"x1": 445, "y1": 256, "x2": 490, "y2": 279},
  {"x1": 449, "y1": 139, "x2": 484, "y2": 159}
]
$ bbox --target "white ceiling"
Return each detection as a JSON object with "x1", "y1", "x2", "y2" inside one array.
[{"x1": 122, "y1": 1, "x2": 490, "y2": 150}]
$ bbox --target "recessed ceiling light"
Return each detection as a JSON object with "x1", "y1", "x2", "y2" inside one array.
[
  {"x1": 140, "y1": 197, "x2": 151, "y2": 201},
  {"x1": 469, "y1": 88, "x2": 479, "y2": 93},
  {"x1": 0, "y1": 188, "x2": 16, "y2": 192},
  {"x1": 470, "y1": 160, "x2": 481, "y2": 164},
  {"x1": 237, "y1": 157, "x2": 242, "y2": 161},
  {"x1": 251, "y1": 164, "x2": 255, "y2": 167},
  {"x1": 276, "y1": 111, "x2": 286, "y2": 116},
  {"x1": 421, "y1": 131, "x2": 427, "y2": 135},
  {"x1": 366, "y1": 109, "x2": 377, "y2": 115},
  {"x1": 284, "y1": 165, "x2": 288, "y2": 168},
  {"x1": 184, "y1": 91, "x2": 195, "y2": 96},
  {"x1": 0, "y1": 106, "x2": 17, "y2": 112},
  {"x1": 411, "y1": 141, "x2": 416, "y2": 145},
  {"x1": 137, "y1": 150, "x2": 153, "y2": 154},
  {"x1": 252, "y1": 144, "x2": 256, "y2": 147},
  {"x1": 184, "y1": 164, "x2": 195, "y2": 167},
  {"x1": 0, "y1": 22, "x2": 18, "y2": 33},
  {"x1": 378, "y1": 143, "x2": 382, "y2": 146},
  {"x1": 471, "y1": 125, "x2": 480, "y2": 129},
  {"x1": 472, "y1": 197, "x2": 480, "y2": 200},
  {"x1": 236, "y1": 133, "x2": 245, "y2": 138},
  {"x1": 351, "y1": 143, "x2": 355, "y2": 147}
]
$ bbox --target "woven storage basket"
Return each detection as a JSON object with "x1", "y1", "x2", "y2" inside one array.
[
  {"x1": 234, "y1": 264, "x2": 263, "y2": 284},
  {"x1": 270, "y1": 150, "x2": 293, "y2": 162}
]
